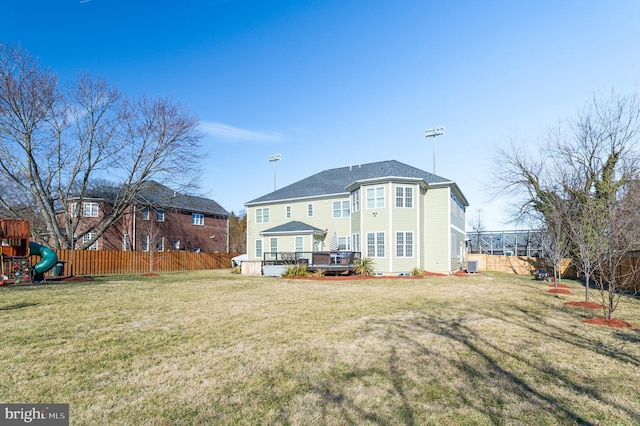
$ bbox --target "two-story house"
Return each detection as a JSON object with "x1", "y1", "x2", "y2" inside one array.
[
  {"x1": 245, "y1": 160, "x2": 468, "y2": 275},
  {"x1": 63, "y1": 181, "x2": 230, "y2": 253}
]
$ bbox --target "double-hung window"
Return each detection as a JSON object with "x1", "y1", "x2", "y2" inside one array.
[
  {"x1": 156, "y1": 209, "x2": 165, "y2": 222},
  {"x1": 332, "y1": 201, "x2": 350, "y2": 218},
  {"x1": 256, "y1": 208, "x2": 270, "y2": 224},
  {"x1": 83, "y1": 202, "x2": 99, "y2": 217},
  {"x1": 396, "y1": 232, "x2": 414, "y2": 257},
  {"x1": 82, "y1": 232, "x2": 98, "y2": 250},
  {"x1": 351, "y1": 189, "x2": 360, "y2": 212},
  {"x1": 192, "y1": 213, "x2": 204, "y2": 225},
  {"x1": 366, "y1": 232, "x2": 385, "y2": 257},
  {"x1": 366, "y1": 187, "x2": 384, "y2": 209},
  {"x1": 395, "y1": 187, "x2": 413, "y2": 208}
]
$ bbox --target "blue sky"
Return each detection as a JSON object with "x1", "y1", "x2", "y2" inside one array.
[{"x1": 3, "y1": 0, "x2": 640, "y2": 229}]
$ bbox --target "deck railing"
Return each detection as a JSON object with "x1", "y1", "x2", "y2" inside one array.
[{"x1": 262, "y1": 251, "x2": 361, "y2": 266}]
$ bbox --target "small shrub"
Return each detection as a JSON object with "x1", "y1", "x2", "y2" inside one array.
[
  {"x1": 231, "y1": 265, "x2": 241, "y2": 274},
  {"x1": 284, "y1": 264, "x2": 308, "y2": 277},
  {"x1": 311, "y1": 268, "x2": 326, "y2": 278},
  {"x1": 353, "y1": 257, "x2": 374, "y2": 276},
  {"x1": 411, "y1": 267, "x2": 424, "y2": 276}
]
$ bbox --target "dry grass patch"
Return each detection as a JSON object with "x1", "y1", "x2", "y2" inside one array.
[{"x1": 1, "y1": 271, "x2": 639, "y2": 424}]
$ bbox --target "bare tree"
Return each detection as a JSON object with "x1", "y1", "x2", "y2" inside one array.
[
  {"x1": 0, "y1": 44, "x2": 204, "y2": 253},
  {"x1": 495, "y1": 91, "x2": 640, "y2": 312},
  {"x1": 468, "y1": 209, "x2": 484, "y2": 254},
  {"x1": 540, "y1": 198, "x2": 571, "y2": 287}
]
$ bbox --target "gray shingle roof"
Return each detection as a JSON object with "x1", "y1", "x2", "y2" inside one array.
[
  {"x1": 246, "y1": 160, "x2": 452, "y2": 205},
  {"x1": 81, "y1": 181, "x2": 229, "y2": 217},
  {"x1": 261, "y1": 221, "x2": 326, "y2": 234}
]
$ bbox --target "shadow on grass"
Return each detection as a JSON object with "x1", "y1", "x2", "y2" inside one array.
[
  {"x1": 0, "y1": 302, "x2": 39, "y2": 311},
  {"x1": 287, "y1": 302, "x2": 640, "y2": 425}
]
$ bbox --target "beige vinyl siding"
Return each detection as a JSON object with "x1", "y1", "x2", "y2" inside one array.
[
  {"x1": 423, "y1": 186, "x2": 450, "y2": 273},
  {"x1": 450, "y1": 228, "x2": 465, "y2": 270},
  {"x1": 391, "y1": 183, "x2": 420, "y2": 273},
  {"x1": 360, "y1": 182, "x2": 391, "y2": 273},
  {"x1": 246, "y1": 194, "x2": 351, "y2": 260}
]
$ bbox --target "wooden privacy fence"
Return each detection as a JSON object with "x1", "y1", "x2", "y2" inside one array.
[
  {"x1": 467, "y1": 254, "x2": 576, "y2": 278},
  {"x1": 30, "y1": 250, "x2": 237, "y2": 276}
]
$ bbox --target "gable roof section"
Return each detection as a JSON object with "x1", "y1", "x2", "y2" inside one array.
[
  {"x1": 260, "y1": 221, "x2": 326, "y2": 235},
  {"x1": 246, "y1": 160, "x2": 456, "y2": 205},
  {"x1": 79, "y1": 181, "x2": 230, "y2": 217}
]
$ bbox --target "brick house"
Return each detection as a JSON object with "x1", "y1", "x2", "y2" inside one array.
[{"x1": 63, "y1": 181, "x2": 230, "y2": 252}]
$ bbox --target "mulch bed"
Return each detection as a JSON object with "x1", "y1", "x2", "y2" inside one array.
[
  {"x1": 549, "y1": 283, "x2": 572, "y2": 289},
  {"x1": 284, "y1": 271, "x2": 473, "y2": 280},
  {"x1": 547, "y1": 288, "x2": 572, "y2": 295},
  {"x1": 564, "y1": 301, "x2": 603, "y2": 309},
  {"x1": 582, "y1": 317, "x2": 639, "y2": 328}
]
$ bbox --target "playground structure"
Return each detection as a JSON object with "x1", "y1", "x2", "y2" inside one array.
[{"x1": 1, "y1": 220, "x2": 58, "y2": 285}]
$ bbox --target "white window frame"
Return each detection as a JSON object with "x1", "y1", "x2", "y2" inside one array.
[
  {"x1": 333, "y1": 201, "x2": 350, "y2": 218},
  {"x1": 156, "y1": 236, "x2": 165, "y2": 252},
  {"x1": 351, "y1": 189, "x2": 360, "y2": 213},
  {"x1": 366, "y1": 187, "x2": 384, "y2": 209},
  {"x1": 142, "y1": 206, "x2": 150, "y2": 220},
  {"x1": 172, "y1": 239, "x2": 180, "y2": 250},
  {"x1": 352, "y1": 233, "x2": 360, "y2": 253},
  {"x1": 156, "y1": 208, "x2": 165, "y2": 222},
  {"x1": 123, "y1": 234, "x2": 131, "y2": 251},
  {"x1": 83, "y1": 202, "x2": 99, "y2": 217},
  {"x1": 338, "y1": 236, "x2": 350, "y2": 251},
  {"x1": 256, "y1": 208, "x2": 270, "y2": 224},
  {"x1": 269, "y1": 237, "x2": 278, "y2": 260},
  {"x1": 396, "y1": 187, "x2": 413, "y2": 208},
  {"x1": 295, "y1": 236, "x2": 303, "y2": 253},
  {"x1": 141, "y1": 234, "x2": 149, "y2": 252},
  {"x1": 255, "y1": 240, "x2": 263, "y2": 258},
  {"x1": 307, "y1": 203, "x2": 313, "y2": 217},
  {"x1": 367, "y1": 232, "x2": 385, "y2": 257},
  {"x1": 192, "y1": 213, "x2": 204, "y2": 226},
  {"x1": 396, "y1": 232, "x2": 414, "y2": 257},
  {"x1": 285, "y1": 205, "x2": 292, "y2": 219},
  {"x1": 82, "y1": 232, "x2": 98, "y2": 250}
]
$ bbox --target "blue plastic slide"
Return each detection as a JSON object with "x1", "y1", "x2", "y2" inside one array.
[{"x1": 29, "y1": 241, "x2": 59, "y2": 275}]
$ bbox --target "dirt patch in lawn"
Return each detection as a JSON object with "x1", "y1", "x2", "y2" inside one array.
[{"x1": 582, "y1": 317, "x2": 639, "y2": 328}]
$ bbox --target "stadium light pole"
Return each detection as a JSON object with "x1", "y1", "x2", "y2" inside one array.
[
  {"x1": 268, "y1": 154, "x2": 281, "y2": 191},
  {"x1": 424, "y1": 126, "x2": 445, "y2": 175}
]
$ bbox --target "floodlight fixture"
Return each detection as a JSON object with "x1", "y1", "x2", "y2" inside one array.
[
  {"x1": 268, "y1": 153, "x2": 282, "y2": 191},
  {"x1": 424, "y1": 126, "x2": 445, "y2": 174}
]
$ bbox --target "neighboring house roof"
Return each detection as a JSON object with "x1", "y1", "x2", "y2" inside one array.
[
  {"x1": 260, "y1": 221, "x2": 326, "y2": 235},
  {"x1": 246, "y1": 160, "x2": 464, "y2": 205},
  {"x1": 75, "y1": 181, "x2": 230, "y2": 217}
]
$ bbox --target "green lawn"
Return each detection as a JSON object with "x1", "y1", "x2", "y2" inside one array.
[{"x1": 1, "y1": 271, "x2": 639, "y2": 425}]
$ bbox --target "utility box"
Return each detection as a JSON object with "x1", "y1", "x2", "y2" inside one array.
[{"x1": 467, "y1": 260, "x2": 479, "y2": 273}]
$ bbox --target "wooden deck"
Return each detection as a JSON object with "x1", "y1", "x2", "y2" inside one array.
[{"x1": 263, "y1": 251, "x2": 361, "y2": 276}]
